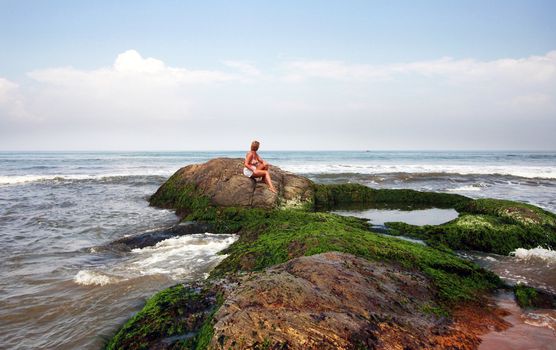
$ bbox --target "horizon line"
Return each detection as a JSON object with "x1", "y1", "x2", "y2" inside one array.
[{"x1": 1, "y1": 149, "x2": 555, "y2": 153}]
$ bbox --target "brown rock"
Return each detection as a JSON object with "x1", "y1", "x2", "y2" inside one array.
[
  {"x1": 153, "y1": 158, "x2": 314, "y2": 210},
  {"x1": 210, "y1": 252, "x2": 510, "y2": 350},
  {"x1": 211, "y1": 252, "x2": 438, "y2": 349}
]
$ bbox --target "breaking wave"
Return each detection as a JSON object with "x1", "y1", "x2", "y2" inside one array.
[
  {"x1": 74, "y1": 270, "x2": 119, "y2": 286},
  {"x1": 129, "y1": 233, "x2": 238, "y2": 278},
  {"x1": 74, "y1": 233, "x2": 238, "y2": 287},
  {"x1": 280, "y1": 163, "x2": 556, "y2": 179},
  {"x1": 0, "y1": 172, "x2": 172, "y2": 185},
  {"x1": 510, "y1": 247, "x2": 556, "y2": 264}
]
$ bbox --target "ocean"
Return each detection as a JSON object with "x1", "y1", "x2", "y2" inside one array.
[{"x1": 1, "y1": 151, "x2": 555, "y2": 348}]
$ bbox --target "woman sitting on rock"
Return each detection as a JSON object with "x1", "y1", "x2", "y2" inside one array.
[{"x1": 243, "y1": 140, "x2": 277, "y2": 193}]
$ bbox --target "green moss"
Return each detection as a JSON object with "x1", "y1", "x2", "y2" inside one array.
[
  {"x1": 106, "y1": 285, "x2": 216, "y2": 350},
  {"x1": 149, "y1": 173, "x2": 211, "y2": 217},
  {"x1": 514, "y1": 284, "x2": 538, "y2": 308},
  {"x1": 314, "y1": 183, "x2": 471, "y2": 210},
  {"x1": 386, "y1": 209, "x2": 556, "y2": 255},
  {"x1": 206, "y1": 209, "x2": 500, "y2": 305},
  {"x1": 460, "y1": 198, "x2": 556, "y2": 228}
]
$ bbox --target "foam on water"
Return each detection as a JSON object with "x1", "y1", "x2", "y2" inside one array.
[
  {"x1": 510, "y1": 247, "x2": 556, "y2": 264},
  {"x1": 447, "y1": 184, "x2": 486, "y2": 192},
  {"x1": 523, "y1": 310, "x2": 556, "y2": 333},
  {"x1": 74, "y1": 270, "x2": 118, "y2": 286},
  {"x1": 74, "y1": 233, "x2": 238, "y2": 286},
  {"x1": 280, "y1": 163, "x2": 556, "y2": 179},
  {"x1": 130, "y1": 233, "x2": 238, "y2": 279},
  {"x1": 0, "y1": 171, "x2": 173, "y2": 185}
]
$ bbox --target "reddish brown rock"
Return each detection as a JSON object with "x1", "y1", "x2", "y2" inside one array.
[
  {"x1": 211, "y1": 252, "x2": 435, "y2": 349},
  {"x1": 209, "y1": 252, "x2": 509, "y2": 350}
]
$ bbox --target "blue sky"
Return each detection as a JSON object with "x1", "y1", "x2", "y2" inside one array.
[{"x1": 0, "y1": 0, "x2": 555, "y2": 150}]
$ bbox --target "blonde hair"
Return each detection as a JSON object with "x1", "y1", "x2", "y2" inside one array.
[{"x1": 250, "y1": 140, "x2": 260, "y2": 151}]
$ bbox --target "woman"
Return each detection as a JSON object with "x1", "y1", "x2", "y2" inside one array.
[{"x1": 243, "y1": 140, "x2": 277, "y2": 193}]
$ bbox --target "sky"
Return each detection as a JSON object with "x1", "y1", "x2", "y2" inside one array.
[{"x1": 0, "y1": 0, "x2": 555, "y2": 151}]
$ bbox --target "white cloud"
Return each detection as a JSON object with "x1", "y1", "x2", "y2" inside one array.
[
  {"x1": 222, "y1": 61, "x2": 262, "y2": 77},
  {"x1": 22, "y1": 50, "x2": 245, "y2": 123},
  {"x1": 1, "y1": 49, "x2": 555, "y2": 150},
  {"x1": 29, "y1": 49, "x2": 238, "y2": 87},
  {"x1": 0, "y1": 77, "x2": 32, "y2": 120},
  {"x1": 283, "y1": 51, "x2": 556, "y2": 84}
]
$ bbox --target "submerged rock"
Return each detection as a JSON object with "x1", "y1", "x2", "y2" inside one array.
[
  {"x1": 107, "y1": 221, "x2": 214, "y2": 251},
  {"x1": 150, "y1": 158, "x2": 314, "y2": 212}
]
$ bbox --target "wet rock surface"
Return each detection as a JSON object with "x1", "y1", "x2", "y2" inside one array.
[
  {"x1": 210, "y1": 252, "x2": 505, "y2": 350},
  {"x1": 107, "y1": 221, "x2": 213, "y2": 251}
]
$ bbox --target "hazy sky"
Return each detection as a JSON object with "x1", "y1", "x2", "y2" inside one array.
[{"x1": 1, "y1": 0, "x2": 555, "y2": 150}]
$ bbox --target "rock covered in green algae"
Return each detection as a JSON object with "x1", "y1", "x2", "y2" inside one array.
[
  {"x1": 513, "y1": 284, "x2": 556, "y2": 309},
  {"x1": 386, "y1": 198, "x2": 556, "y2": 255},
  {"x1": 313, "y1": 183, "x2": 471, "y2": 209},
  {"x1": 205, "y1": 208, "x2": 500, "y2": 304},
  {"x1": 149, "y1": 158, "x2": 314, "y2": 213},
  {"x1": 106, "y1": 284, "x2": 220, "y2": 350}
]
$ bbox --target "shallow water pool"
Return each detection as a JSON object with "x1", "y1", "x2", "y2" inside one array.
[{"x1": 332, "y1": 207, "x2": 459, "y2": 226}]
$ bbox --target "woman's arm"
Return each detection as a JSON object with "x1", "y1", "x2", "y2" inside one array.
[{"x1": 244, "y1": 152, "x2": 255, "y2": 169}]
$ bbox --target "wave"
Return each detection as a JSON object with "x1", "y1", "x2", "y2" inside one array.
[
  {"x1": 3, "y1": 163, "x2": 556, "y2": 185},
  {"x1": 129, "y1": 233, "x2": 238, "y2": 278},
  {"x1": 281, "y1": 163, "x2": 556, "y2": 179},
  {"x1": 510, "y1": 247, "x2": 556, "y2": 264},
  {"x1": 446, "y1": 184, "x2": 488, "y2": 192},
  {"x1": 74, "y1": 270, "x2": 119, "y2": 286},
  {"x1": 74, "y1": 233, "x2": 238, "y2": 286},
  {"x1": 0, "y1": 172, "x2": 172, "y2": 185}
]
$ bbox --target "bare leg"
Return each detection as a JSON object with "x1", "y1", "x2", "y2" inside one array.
[
  {"x1": 256, "y1": 162, "x2": 269, "y2": 171},
  {"x1": 252, "y1": 169, "x2": 277, "y2": 193}
]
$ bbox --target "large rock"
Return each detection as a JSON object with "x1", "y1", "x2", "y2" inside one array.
[
  {"x1": 210, "y1": 252, "x2": 508, "y2": 350},
  {"x1": 150, "y1": 158, "x2": 314, "y2": 211}
]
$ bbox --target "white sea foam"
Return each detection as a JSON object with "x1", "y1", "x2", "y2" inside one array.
[
  {"x1": 0, "y1": 171, "x2": 173, "y2": 185},
  {"x1": 510, "y1": 247, "x2": 556, "y2": 264},
  {"x1": 523, "y1": 311, "x2": 556, "y2": 332},
  {"x1": 74, "y1": 270, "x2": 118, "y2": 286},
  {"x1": 129, "y1": 233, "x2": 238, "y2": 279},
  {"x1": 447, "y1": 184, "x2": 487, "y2": 192},
  {"x1": 279, "y1": 163, "x2": 556, "y2": 179},
  {"x1": 75, "y1": 233, "x2": 238, "y2": 286},
  {"x1": 2, "y1": 163, "x2": 556, "y2": 185}
]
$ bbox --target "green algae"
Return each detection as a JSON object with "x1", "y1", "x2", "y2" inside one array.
[
  {"x1": 460, "y1": 198, "x2": 556, "y2": 228},
  {"x1": 197, "y1": 208, "x2": 501, "y2": 305},
  {"x1": 514, "y1": 284, "x2": 539, "y2": 308},
  {"x1": 106, "y1": 285, "x2": 218, "y2": 350},
  {"x1": 513, "y1": 284, "x2": 556, "y2": 309},
  {"x1": 149, "y1": 173, "x2": 211, "y2": 217},
  {"x1": 314, "y1": 183, "x2": 471, "y2": 210},
  {"x1": 386, "y1": 200, "x2": 556, "y2": 255}
]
